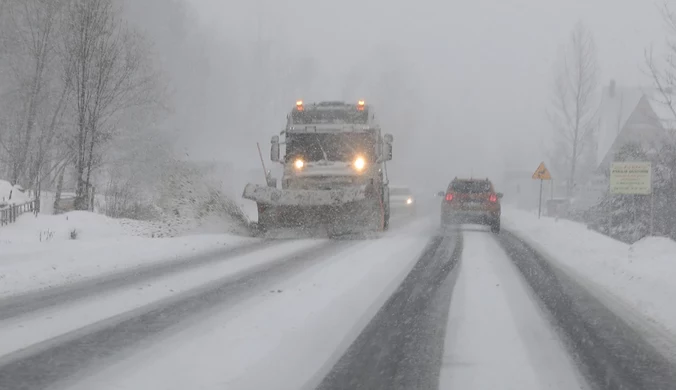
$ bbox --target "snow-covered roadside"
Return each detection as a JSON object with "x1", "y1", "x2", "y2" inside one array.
[
  {"x1": 0, "y1": 234, "x2": 256, "y2": 298},
  {"x1": 503, "y1": 208, "x2": 676, "y2": 339},
  {"x1": 0, "y1": 239, "x2": 325, "y2": 359},
  {"x1": 0, "y1": 208, "x2": 244, "y2": 244},
  {"x1": 0, "y1": 211, "x2": 146, "y2": 245},
  {"x1": 64, "y1": 222, "x2": 435, "y2": 390},
  {"x1": 0, "y1": 211, "x2": 256, "y2": 298}
]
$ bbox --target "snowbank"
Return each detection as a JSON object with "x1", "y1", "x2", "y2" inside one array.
[
  {"x1": 0, "y1": 210, "x2": 257, "y2": 297},
  {"x1": 629, "y1": 236, "x2": 676, "y2": 260},
  {"x1": 0, "y1": 211, "x2": 130, "y2": 244},
  {"x1": 0, "y1": 180, "x2": 32, "y2": 206},
  {"x1": 504, "y1": 208, "x2": 676, "y2": 339},
  {"x1": 0, "y1": 210, "x2": 198, "y2": 244},
  {"x1": 0, "y1": 206, "x2": 249, "y2": 245}
]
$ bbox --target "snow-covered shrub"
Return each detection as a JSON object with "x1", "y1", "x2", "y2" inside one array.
[
  {"x1": 586, "y1": 142, "x2": 676, "y2": 243},
  {"x1": 154, "y1": 160, "x2": 250, "y2": 235},
  {"x1": 102, "y1": 175, "x2": 161, "y2": 221},
  {"x1": 39, "y1": 229, "x2": 55, "y2": 242}
]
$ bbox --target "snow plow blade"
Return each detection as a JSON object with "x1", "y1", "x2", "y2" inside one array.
[
  {"x1": 242, "y1": 183, "x2": 368, "y2": 206},
  {"x1": 242, "y1": 183, "x2": 383, "y2": 235}
]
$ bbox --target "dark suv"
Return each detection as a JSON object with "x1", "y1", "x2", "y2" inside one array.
[{"x1": 439, "y1": 178, "x2": 502, "y2": 233}]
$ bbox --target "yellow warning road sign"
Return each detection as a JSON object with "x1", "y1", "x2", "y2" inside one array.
[{"x1": 532, "y1": 162, "x2": 552, "y2": 180}]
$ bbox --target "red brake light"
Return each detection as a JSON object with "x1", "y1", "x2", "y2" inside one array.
[
  {"x1": 489, "y1": 194, "x2": 497, "y2": 202},
  {"x1": 445, "y1": 193, "x2": 454, "y2": 201}
]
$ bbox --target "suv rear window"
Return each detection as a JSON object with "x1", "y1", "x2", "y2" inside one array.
[{"x1": 450, "y1": 180, "x2": 492, "y2": 193}]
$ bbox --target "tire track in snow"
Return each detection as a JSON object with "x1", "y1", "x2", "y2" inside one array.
[
  {"x1": 439, "y1": 230, "x2": 586, "y2": 390},
  {"x1": 498, "y1": 230, "x2": 676, "y2": 390},
  {"x1": 0, "y1": 240, "x2": 353, "y2": 390},
  {"x1": 316, "y1": 230, "x2": 463, "y2": 390},
  {"x1": 0, "y1": 239, "x2": 281, "y2": 321}
]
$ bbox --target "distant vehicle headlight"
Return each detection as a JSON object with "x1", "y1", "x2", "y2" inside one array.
[
  {"x1": 294, "y1": 159, "x2": 304, "y2": 170},
  {"x1": 406, "y1": 197, "x2": 413, "y2": 205},
  {"x1": 353, "y1": 156, "x2": 366, "y2": 171}
]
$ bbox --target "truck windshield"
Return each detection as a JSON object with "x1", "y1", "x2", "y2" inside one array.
[
  {"x1": 285, "y1": 133, "x2": 376, "y2": 162},
  {"x1": 291, "y1": 109, "x2": 368, "y2": 124}
]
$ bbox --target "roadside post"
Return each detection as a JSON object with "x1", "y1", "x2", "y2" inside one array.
[
  {"x1": 532, "y1": 162, "x2": 552, "y2": 219},
  {"x1": 256, "y1": 142, "x2": 268, "y2": 182},
  {"x1": 609, "y1": 162, "x2": 653, "y2": 235}
]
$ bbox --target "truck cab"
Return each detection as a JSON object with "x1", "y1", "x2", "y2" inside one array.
[
  {"x1": 271, "y1": 101, "x2": 391, "y2": 192},
  {"x1": 244, "y1": 100, "x2": 394, "y2": 234}
]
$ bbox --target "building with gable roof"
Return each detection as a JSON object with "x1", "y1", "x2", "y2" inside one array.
[
  {"x1": 572, "y1": 81, "x2": 670, "y2": 211},
  {"x1": 596, "y1": 80, "x2": 667, "y2": 171}
]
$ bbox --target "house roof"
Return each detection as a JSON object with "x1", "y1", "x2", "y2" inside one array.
[
  {"x1": 646, "y1": 93, "x2": 676, "y2": 131},
  {"x1": 597, "y1": 85, "x2": 645, "y2": 166},
  {"x1": 597, "y1": 83, "x2": 673, "y2": 169}
]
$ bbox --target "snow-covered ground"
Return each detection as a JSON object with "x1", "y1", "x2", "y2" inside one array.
[
  {"x1": 440, "y1": 231, "x2": 586, "y2": 390},
  {"x1": 0, "y1": 239, "x2": 325, "y2": 359},
  {"x1": 62, "y1": 221, "x2": 434, "y2": 390},
  {"x1": 0, "y1": 179, "x2": 32, "y2": 206},
  {"x1": 504, "y1": 208, "x2": 676, "y2": 342},
  {"x1": 0, "y1": 210, "x2": 256, "y2": 297},
  {"x1": 1, "y1": 210, "x2": 145, "y2": 244},
  {"x1": 3, "y1": 205, "x2": 674, "y2": 389},
  {"x1": 0, "y1": 207, "x2": 235, "y2": 243}
]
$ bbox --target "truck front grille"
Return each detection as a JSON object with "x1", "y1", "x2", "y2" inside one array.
[{"x1": 288, "y1": 176, "x2": 358, "y2": 190}]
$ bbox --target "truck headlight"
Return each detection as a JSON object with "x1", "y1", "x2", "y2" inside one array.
[
  {"x1": 294, "y1": 159, "x2": 304, "y2": 170},
  {"x1": 353, "y1": 156, "x2": 366, "y2": 171},
  {"x1": 406, "y1": 197, "x2": 413, "y2": 205}
]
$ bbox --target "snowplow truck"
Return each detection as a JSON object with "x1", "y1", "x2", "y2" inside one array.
[{"x1": 243, "y1": 100, "x2": 394, "y2": 234}]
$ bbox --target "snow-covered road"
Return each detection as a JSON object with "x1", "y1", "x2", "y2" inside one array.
[
  {"x1": 0, "y1": 239, "x2": 329, "y2": 358},
  {"x1": 439, "y1": 230, "x2": 585, "y2": 390},
  {"x1": 1, "y1": 217, "x2": 675, "y2": 390}
]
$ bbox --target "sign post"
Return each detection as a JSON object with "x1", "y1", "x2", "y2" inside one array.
[
  {"x1": 651, "y1": 191, "x2": 655, "y2": 236},
  {"x1": 610, "y1": 161, "x2": 653, "y2": 235},
  {"x1": 532, "y1": 162, "x2": 552, "y2": 219}
]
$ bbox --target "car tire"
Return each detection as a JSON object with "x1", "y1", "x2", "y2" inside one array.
[{"x1": 491, "y1": 219, "x2": 501, "y2": 234}]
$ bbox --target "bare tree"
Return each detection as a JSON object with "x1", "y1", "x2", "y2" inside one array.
[
  {"x1": 61, "y1": 0, "x2": 158, "y2": 210},
  {"x1": 548, "y1": 22, "x2": 599, "y2": 197},
  {"x1": 646, "y1": 2, "x2": 676, "y2": 131},
  {"x1": 644, "y1": 2, "x2": 676, "y2": 238},
  {"x1": 0, "y1": 0, "x2": 64, "y2": 186}
]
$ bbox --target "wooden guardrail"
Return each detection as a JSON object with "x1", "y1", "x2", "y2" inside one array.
[{"x1": 0, "y1": 199, "x2": 40, "y2": 226}]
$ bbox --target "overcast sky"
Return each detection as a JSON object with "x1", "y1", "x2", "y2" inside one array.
[{"x1": 181, "y1": 0, "x2": 666, "y2": 190}]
